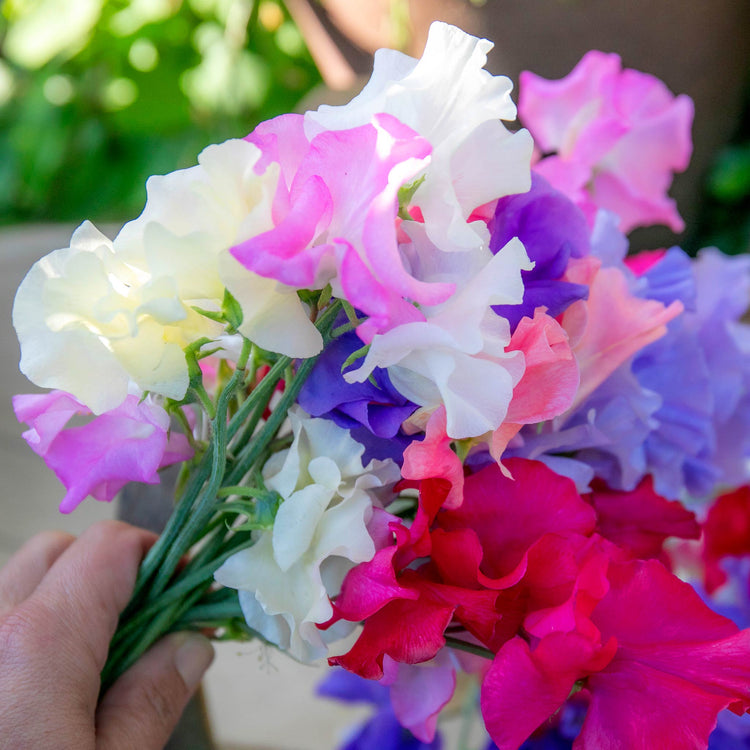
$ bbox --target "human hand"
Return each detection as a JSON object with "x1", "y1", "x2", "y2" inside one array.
[{"x1": 0, "y1": 521, "x2": 215, "y2": 750}]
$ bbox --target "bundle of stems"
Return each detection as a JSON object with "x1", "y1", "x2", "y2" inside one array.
[{"x1": 100, "y1": 298, "x2": 345, "y2": 691}]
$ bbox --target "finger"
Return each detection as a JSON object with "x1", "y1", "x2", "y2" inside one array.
[
  {"x1": 27, "y1": 520, "x2": 156, "y2": 675},
  {"x1": 0, "y1": 530, "x2": 75, "y2": 615},
  {"x1": 96, "y1": 632, "x2": 215, "y2": 750}
]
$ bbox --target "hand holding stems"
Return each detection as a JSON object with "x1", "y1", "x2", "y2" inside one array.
[{"x1": 0, "y1": 521, "x2": 215, "y2": 750}]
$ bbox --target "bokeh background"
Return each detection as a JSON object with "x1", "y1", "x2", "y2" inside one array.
[
  {"x1": 1, "y1": 1, "x2": 749, "y2": 748},
  {"x1": 2, "y1": 0, "x2": 750, "y2": 252}
]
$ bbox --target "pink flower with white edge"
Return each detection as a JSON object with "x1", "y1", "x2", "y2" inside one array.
[
  {"x1": 519, "y1": 51, "x2": 693, "y2": 232},
  {"x1": 307, "y1": 21, "x2": 533, "y2": 254},
  {"x1": 13, "y1": 391, "x2": 192, "y2": 513},
  {"x1": 236, "y1": 112, "x2": 452, "y2": 337}
]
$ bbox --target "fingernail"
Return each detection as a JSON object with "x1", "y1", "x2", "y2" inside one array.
[{"x1": 174, "y1": 633, "x2": 215, "y2": 690}]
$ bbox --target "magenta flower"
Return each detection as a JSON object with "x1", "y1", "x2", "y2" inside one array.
[
  {"x1": 481, "y1": 559, "x2": 750, "y2": 750},
  {"x1": 13, "y1": 390, "x2": 192, "y2": 513},
  {"x1": 519, "y1": 51, "x2": 693, "y2": 232}
]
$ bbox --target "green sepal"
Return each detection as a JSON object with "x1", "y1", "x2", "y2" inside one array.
[
  {"x1": 222, "y1": 289, "x2": 243, "y2": 332},
  {"x1": 191, "y1": 306, "x2": 224, "y2": 325},
  {"x1": 341, "y1": 343, "x2": 370, "y2": 373},
  {"x1": 215, "y1": 487, "x2": 283, "y2": 531},
  {"x1": 317, "y1": 283, "x2": 333, "y2": 310},
  {"x1": 397, "y1": 174, "x2": 426, "y2": 220}
]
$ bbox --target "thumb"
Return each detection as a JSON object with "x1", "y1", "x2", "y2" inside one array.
[{"x1": 96, "y1": 632, "x2": 215, "y2": 750}]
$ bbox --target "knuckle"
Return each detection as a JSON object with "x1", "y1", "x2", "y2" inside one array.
[
  {"x1": 84, "y1": 519, "x2": 130, "y2": 544},
  {"x1": 33, "y1": 529, "x2": 76, "y2": 549},
  {"x1": 84, "y1": 520, "x2": 147, "y2": 559},
  {"x1": 147, "y1": 679, "x2": 181, "y2": 724},
  {"x1": 30, "y1": 529, "x2": 76, "y2": 561},
  {"x1": 0, "y1": 604, "x2": 45, "y2": 668}
]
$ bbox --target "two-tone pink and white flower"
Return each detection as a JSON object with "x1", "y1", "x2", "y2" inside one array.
[{"x1": 308, "y1": 21, "x2": 533, "y2": 254}]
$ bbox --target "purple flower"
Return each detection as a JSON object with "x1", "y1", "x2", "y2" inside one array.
[
  {"x1": 490, "y1": 174, "x2": 590, "y2": 330},
  {"x1": 297, "y1": 331, "x2": 418, "y2": 463},
  {"x1": 318, "y1": 669, "x2": 442, "y2": 750}
]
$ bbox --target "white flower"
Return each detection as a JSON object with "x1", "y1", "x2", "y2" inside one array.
[
  {"x1": 116, "y1": 138, "x2": 323, "y2": 357},
  {"x1": 214, "y1": 408, "x2": 399, "y2": 662},
  {"x1": 14, "y1": 139, "x2": 322, "y2": 413},
  {"x1": 307, "y1": 21, "x2": 533, "y2": 254},
  {"x1": 346, "y1": 232, "x2": 532, "y2": 439},
  {"x1": 13, "y1": 221, "x2": 211, "y2": 413}
]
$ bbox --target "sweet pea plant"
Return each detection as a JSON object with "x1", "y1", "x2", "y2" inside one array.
[{"x1": 13, "y1": 22, "x2": 750, "y2": 750}]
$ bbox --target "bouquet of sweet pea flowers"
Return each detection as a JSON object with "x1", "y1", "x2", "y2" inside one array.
[{"x1": 13, "y1": 20, "x2": 750, "y2": 750}]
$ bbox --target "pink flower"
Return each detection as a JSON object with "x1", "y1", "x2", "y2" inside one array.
[
  {"x1": 586, "y1": 477, "x2": 700, "y2": 562},
  {"x1": 505, "y1": 309, "x2": 579, "y2": 425},
  {"x1": 519, "y1": 51, "x2": 694, "y2": 232},
  {"x1": 489, "y1": 308, "x2": 580, "y2": 460},
  {"x1": 329, "y1": 459, "x2": 602, "y2": 677},
  {"x1": 13, "y1": 391, "x2": 192, "y2": 513},
  {"x1": 562, "y1": 258, "x2": 683, "y2": 410},
  {"x1": 236, "y1": 112, "x2": 452, "y2": 335},
  {"x1": 578, "y1": 560, "x2": 750, "y2": 749},
  {"x1": 481, "y1": 559, "x2": 750, "y2": 750}
]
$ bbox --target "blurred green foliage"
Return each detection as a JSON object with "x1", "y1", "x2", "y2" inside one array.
[
  {"x1": 0, "y1": 0, "x2": 322, "y2": 223},
  {"x1": 688, "y1": 84, "x2": 750, "y2": 256}
]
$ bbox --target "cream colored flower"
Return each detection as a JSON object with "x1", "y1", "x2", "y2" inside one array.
[
  {"x1": 14, "y1": 139, "x2": 322, "y2": 413},
  {"x1": 215, "y1": 408, "x2": 399, "y2": 662}
]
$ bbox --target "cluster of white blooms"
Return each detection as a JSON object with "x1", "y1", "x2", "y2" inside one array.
[
  {"x1": 215, "y1": 408, "x2": 400, "y2": 662},
  {"x1": 14, "y1": 139, "x2": 321, "y2": 414}
]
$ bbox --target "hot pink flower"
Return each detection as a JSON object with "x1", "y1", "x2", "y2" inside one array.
[
  {"x1": 519, "y1": 51, "x2": 694, "y2": 232},
  {"x1": 578, "y1": 559, "x2": 750, "y2": 749},
  {"x1": 481, "y1": 559, "x2": 750, "y2": 750},
  {"x1": 13, "y1": 390, "x2": 192, "y2": 513},
  {"x1": 329, "y1": 459, "x2": 604, "y2": 675},
  {"x1": 586, "y1": 477, "x2": 700, "y2": 562}
]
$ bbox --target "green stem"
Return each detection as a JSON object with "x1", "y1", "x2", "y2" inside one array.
[
  {"x1": 457, "y1": 678, "x2": 480, "y2": 750},
  {"x1": 227, "y1": 355, "x2": 288, "y2": 443},
  {"x1": 102, "y1": 585, "x2": 209, "y2": 693},
  {"x1": 444, "y1": 636, "x2": 494, "y2": 661},
  {"x1": 110, "y1": 535, "x2": 254, "y2": 649},
  {"x1": 123, "y1": 453, "x2": 213, "y2": 616},
  {"x1": 225, "y1": 301, "x2": 342, "y2": 486},
  {"x1": 148, "y1": 339, "x2": 252, "y2": 598},
  {"x1": 173, "y1": 597, "x2": 246, "y2": 630},
  {"x1": 191, "y1": 383, "x2": 216, "y2": 420}
]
